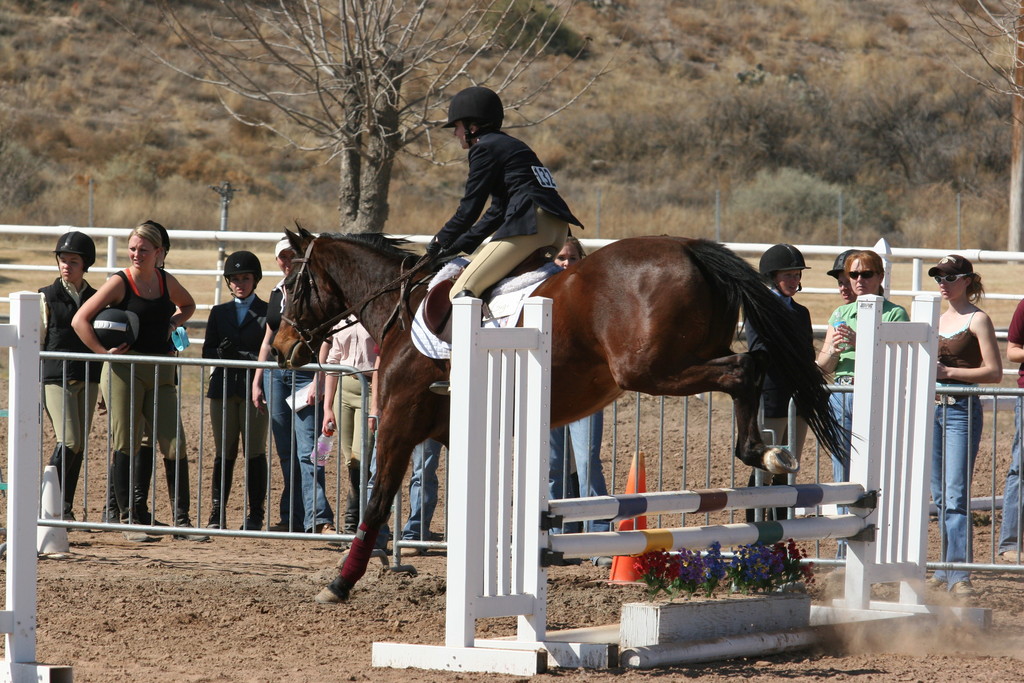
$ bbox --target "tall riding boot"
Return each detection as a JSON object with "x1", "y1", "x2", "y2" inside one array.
[
  {"x1": 207, "y1": 457, "x2": 236, "y2": 529},
  {"x1": 48, "y1": 444, "x2": 82, "y2": 520},
  {"x1": 62, "y1": 449, "x2": 84, "y2": 520},
  {"x1": 104, "y1": 476, "x2": 121, "y2": 524},
  {"x1": 112, "y1": 450, "x2": 134, "y2": 522},
  {"x1": 132, "y1": 446, "x2": 156, "y2": 525},
  {"x1": 112, "y1": 450, "x2": 153, "y2": 542},
  {"x1": 344, "y1": 460, "x2": 362, "y2": 534},
  {"x1": 242, "y1": 455, "x2": 268, "y2": 531},
  {"x1": 164, "y1": 458, "x2": 209, "y2": 542}
]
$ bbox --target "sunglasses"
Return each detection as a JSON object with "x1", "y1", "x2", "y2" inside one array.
[
  {"x1": 848, "y1": 270, "x2": 876, "y2": 280},
  {"x1": 933, "y1": 273, "x2": 973, "y2": 284}
]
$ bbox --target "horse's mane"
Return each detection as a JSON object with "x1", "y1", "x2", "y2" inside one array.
[{"x1": 322, "y1": 232, "x2": 418, "y2": 261}]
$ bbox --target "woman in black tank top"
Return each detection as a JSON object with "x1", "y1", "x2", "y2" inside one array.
[{"x1": 72, "y1": 221, "x2": 201, "y2": 538}]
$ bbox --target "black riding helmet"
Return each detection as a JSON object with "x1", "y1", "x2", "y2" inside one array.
[
  {"x1": 826, "y1": 249, "x2": 858, "y2": 279},
  {"x1": 759, "y1": 243, "x2": 808, "y2": 277},
  {"x1": 224, "y1": 250, "x2": 263, "y2": 284},
  {"x1": 54, "y1": 231, "x2": 96, "y2": 271},
  {"x1": 443, "y1": 86, "x2": 504, "y2": 130}
]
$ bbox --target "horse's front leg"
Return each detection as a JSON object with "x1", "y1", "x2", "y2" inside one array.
[{"x1": 315, "y1": 429, "x2": 417, "y2": 603}]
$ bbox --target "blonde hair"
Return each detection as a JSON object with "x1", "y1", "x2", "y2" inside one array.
[{"x1": 130, "y1": 222, "x2": 165, "y2": 253}]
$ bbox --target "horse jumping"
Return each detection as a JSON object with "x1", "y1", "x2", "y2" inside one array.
[{"x1": 271, "y1": 227, "x2": 845, "y2": 602}]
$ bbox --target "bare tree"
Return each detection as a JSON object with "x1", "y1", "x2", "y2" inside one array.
[
  {"x1": 931, "y1": 1, "x2": 1024, "y2": 250},
  {"x1": 140, "y1": 0, "x2": 603, "y2": 233}
]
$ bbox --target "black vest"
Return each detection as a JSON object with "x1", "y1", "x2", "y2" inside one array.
[{"x1": 39, "y1": 279, "x2": 101, "y2": 384}]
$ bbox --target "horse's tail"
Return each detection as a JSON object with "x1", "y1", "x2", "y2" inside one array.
[{"x1": 686, "y1": 239, "x2": 847, "y2": 462}]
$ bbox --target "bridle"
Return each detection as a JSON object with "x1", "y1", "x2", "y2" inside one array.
[{"x1": 281, "y1": 238, "x2": 433, "y2": 358}]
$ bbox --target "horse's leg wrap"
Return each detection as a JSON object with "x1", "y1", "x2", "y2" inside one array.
[{"x1": 339, "y1": 522, "x2": 379, "y2": 586}]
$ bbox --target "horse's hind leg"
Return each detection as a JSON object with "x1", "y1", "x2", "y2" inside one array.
[{"x1": 614, "y1": 350, "x2": 797, "y2": 475}]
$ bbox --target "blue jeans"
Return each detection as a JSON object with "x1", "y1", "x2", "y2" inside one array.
[
  {"x1": 931, "y1": 395, "x2": 982, "y2": 587},
  {"x1": 401, "y1": 439, "x2": 441, "y2": 541},
  {"x1": 265, "y1": 369, "x2": 334, "y2": 532},
  {"x1": 549, "y1": 411, "x2": 610, "y2": 534},
  {"x1": 827, "y1": 390, "x2": 854, "y2": 559},
  {"x1": 998, "y1": 400, "x2": 1023, "y2": 554}
]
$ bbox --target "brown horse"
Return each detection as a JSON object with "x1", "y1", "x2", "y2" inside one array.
[{"x1": 272, "y1": 227, "x2": 844, "y2": 602}]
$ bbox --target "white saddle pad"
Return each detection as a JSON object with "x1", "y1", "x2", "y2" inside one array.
[{"x1": 412, "y1": 261, "x2": 561, "y2": 360}]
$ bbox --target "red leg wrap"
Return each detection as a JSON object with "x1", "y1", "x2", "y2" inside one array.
[{"x1": 339, "y1": 522, "x2": 379, "y2": 585}]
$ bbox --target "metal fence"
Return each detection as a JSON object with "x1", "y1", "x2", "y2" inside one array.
[{"x1": 18, "y1": 351, "x2": 1024, "y2": 579}]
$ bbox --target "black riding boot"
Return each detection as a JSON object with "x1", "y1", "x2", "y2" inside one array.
[
  {"x1": 344, "y1": 460, "x2": 362, "y2": 534},
  {"x1": 132, "y1": 445, "x2": 156, "y2": 525},
  {"x1": 111, "y1": 450, "x2": 153, "y2": 542},
  {"x1": 207, "y1": 457, "x2": 236, "y2": 529},
  {"x1": 49, "y1": 444, "x2": 83, "y2": 519},
  {"x1": 104, "y1": 476, "x2": 121, "y2": 524},
  {"x1": 164, "y1": 459, "x2": 209, "y2": 542},
  {"x1": 241, "y1": 455, "x2": 268, "y2": 531},
  {"x1": 112, "y1": 450, "x2": 134, "y2": 522}
]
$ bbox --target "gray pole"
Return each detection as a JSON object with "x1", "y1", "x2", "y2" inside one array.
[
  {"x1": 957, "y1": 192, "x2": 962, "y2": 250},
  {"x1": 837, "y1": 191, "x2": 844, "y2": 246},
  {"x1": 209, "y1": 181, "x2": 240, "y2": 306},
  {"x1": 715, "y1": 189, "x2": 721, "y2": 242},
  {"x1": 595, "y1": 187, "x2": 601, "y2": 238}
]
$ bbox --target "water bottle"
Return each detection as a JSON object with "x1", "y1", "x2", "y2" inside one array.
[{"x1": 313, "y1": 421, "x2": 336, "y2": 467}]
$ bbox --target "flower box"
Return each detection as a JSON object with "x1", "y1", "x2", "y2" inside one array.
[{"x1": 620, "y1": 593, "x2": 811, "y2": 648}]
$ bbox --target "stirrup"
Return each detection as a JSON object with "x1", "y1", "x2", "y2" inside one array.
[{"x1": 429, "y1": 381, "x2": 450, "y2": 396}]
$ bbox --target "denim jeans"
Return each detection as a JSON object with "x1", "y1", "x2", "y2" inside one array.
[
  {"x1": 931, "y1": 394, "x2": 982, "y2": 587},
  {"x1": 998, "y1": 400, "x2": 1023, "y2": 555},
  {"x1": 549, "y1": 411, "x2": 610, "y2": 534},
  {"x1": 265, "y1": 369, "x2": 334, "y2": 532},
  {"x1": 827, "y1": 390, "x2": 854, "y2": 559},
  {"x1": 401, "y1": 439, "x2": 441, "y2": 541}
]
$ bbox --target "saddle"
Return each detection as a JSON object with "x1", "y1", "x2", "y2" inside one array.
[{"x1": 422, "y1": 247, "x2": 555, "y2": 343}]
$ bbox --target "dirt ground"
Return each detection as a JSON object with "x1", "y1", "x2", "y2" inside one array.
[{"x1": 24, "y1": 530, "x2": 1024, "y2": 682}]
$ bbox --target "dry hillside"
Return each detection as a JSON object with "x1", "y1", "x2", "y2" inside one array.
[{"x1": 0, "y1": 0, "x2": 1014, "y2": 249}]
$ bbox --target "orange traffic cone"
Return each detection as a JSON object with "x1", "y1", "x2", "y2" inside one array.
[{"x1": 608, "y1": 451, "x2": 647, "y2": 583}]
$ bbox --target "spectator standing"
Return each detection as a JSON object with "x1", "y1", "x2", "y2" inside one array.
[
  {"x1": 816, "y1": 250, "x2": 908, "y2": 559},
  {"x1": 744, "y1": 244, "x2": 813, "y2": 522},
  {"x1": 998, "y1": 296, "x2": 1024, "y2": 564},
  {"x1": 72, "y1": 220, "x2": 206, "y2": 541},
  {"x1": 927, "y1": 255, "x2": 1002, "y2": 596},
  {"x1": 826, "y1": 249, "x2": 858, "y2": 306},
  {"x1": 547, "y1": 236, "x2": 612, "y2": 567},
  {"x1": 321, "y1": 320, "x2": 378, "y2": 534},
  {"x1": 203, "y1": 251, "x2": 269, "y2": 530},
  {"x1": 40, "y1": 231, "x2": 101, "y2": 520},
  {"x1": 252, "y1": 238, "x2": 336, "y2": 535}
]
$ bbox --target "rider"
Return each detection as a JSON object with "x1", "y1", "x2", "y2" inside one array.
[{"x1": 425, "y1": 85, "x2": 584, "y2": 301}]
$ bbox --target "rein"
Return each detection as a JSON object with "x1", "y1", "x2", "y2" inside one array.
[{"x1": 282, "y1": 241, "x2": 432, "y2": 353}]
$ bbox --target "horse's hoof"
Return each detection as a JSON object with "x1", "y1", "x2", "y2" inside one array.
[
  {"x1": 763, "y1": 447, "x2": 799, "y2": 475},
  {"x1": 314, "y1": 585, "x2": 347, "y2": 604}
]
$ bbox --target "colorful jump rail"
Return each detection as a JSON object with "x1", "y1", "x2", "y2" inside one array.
[{"x1": 374, "y1": 293, "x2": 991, "y2": 676}]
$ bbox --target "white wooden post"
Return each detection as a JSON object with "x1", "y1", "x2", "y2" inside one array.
[
  {"x1": 844, "y1": 294, "x2": 957, "y2": 616},
  {"x1": 0, "y1": 292, "x2": 72, "y2": 682}
]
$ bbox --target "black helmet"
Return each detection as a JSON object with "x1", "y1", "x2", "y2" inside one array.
[
  {"x1": 54, "y1": 231, "x2": 96, "y2": 271},
  {"x1": 826, "y1": 249, "x2": 858, "y2": 279},
  {"x1": 759, "y1": 244, "x2": 808, "y2": 277},
  {"x1": 93, "y1": 308, "x2": 139, "y2": 349},
  {"x1": 224, "y1": 250, "x2": 262, "y2": 283},
  {"x1": 444, "y1": 86, "x2": 504, "y2": 129}
]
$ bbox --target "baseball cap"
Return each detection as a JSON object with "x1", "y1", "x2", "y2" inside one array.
[
  {"x1": 275, "y1": 238, "x2": 294, "y2": 259},
  {"x1": 927, "y1": 254, "x2": 973, "y2": 277}
]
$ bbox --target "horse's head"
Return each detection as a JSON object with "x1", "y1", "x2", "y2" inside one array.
[
  {"x1": 273, "y1": 226, "x2": 342, "y2": 368},
  {"x1": 272, "y1": 226, "x2": 424, "y2": 368}
]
